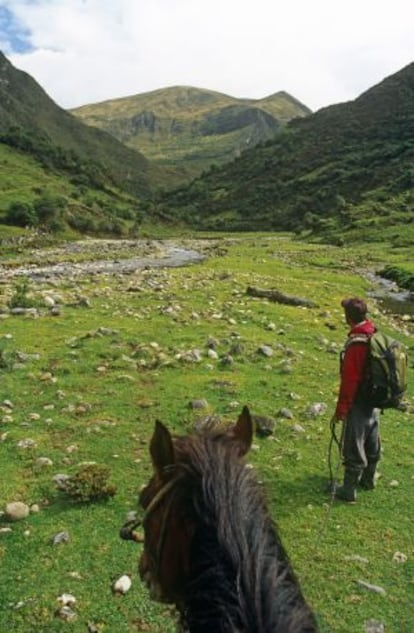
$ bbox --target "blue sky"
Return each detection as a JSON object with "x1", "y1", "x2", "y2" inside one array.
[
  {"x1": 0, "y1": 5, "x2": 33, "y2": 54},
  {"x1": 1, "y1": 0, "x2": 413, "y2": 111}
]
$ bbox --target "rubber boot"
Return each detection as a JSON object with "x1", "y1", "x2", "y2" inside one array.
[
  {"x1": 334, "y1": 469, "x2": 361, "y2": 503},
  {"x1": 359, "y1": 463, "x2": 377, "y2": 490}
]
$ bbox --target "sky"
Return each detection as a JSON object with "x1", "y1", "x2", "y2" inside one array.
[{"x1": 0, "y1": 0, "x2": 413, "y2": 112}]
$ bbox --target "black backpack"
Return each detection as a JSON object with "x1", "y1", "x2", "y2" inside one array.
[{"x1": 363, "y1": 331, "x2": 408, "y2": 409}]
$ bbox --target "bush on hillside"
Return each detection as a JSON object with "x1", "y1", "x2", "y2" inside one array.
[{"x1": 5, "y1": 201, "x2": 38, "y2": 227}]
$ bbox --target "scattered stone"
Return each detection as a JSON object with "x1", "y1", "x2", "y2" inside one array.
[
  {"x1": 57, "y1": 593, "x2": 77, "y2": 607},
  {"x1": 258, "y1": 345, "x2": 273, "y2": 357},
  {"x1": 30, "y1": 504, "x2": 40, "y2": 513},
  {"x1": 44, "y1": 296, "x2": 55, "y2": 307},
  {"x1": 392, "y1": 551, "x2": 407, "y2": 563},
  {"x1": 291, "y1": 424, "x2": 306, "y2": 433},
  {"x1": 2, "y1": 400, "x2": 14, "y2": 409},
  {"x1": 52, "y1": 531, "x2": 70, "y2": 545},
  {"x1": 36, "y1": 456, "x2": 54, "y2": 467},
  {"x1": 278, "y1": 408, "x2": 294, "y2": 420},
  {"x1": 17, "y1": 438, "x2": 37, "y2": 449},
  {"x1": 356, "y1": 580, "x2": 386, "y2": 595},
  {"x1": 113, "y1": 574, "x2": 132, "y2": 594},
  {"x1": 5, "y1": 501, "x2": 30, "y2": 521},
  {"x1": 389, "y1": 480, "x2": 399, "y2": 487},
  {"x1": 55, "y1": 606, "x2": 77, "y2": 622},
  {"x1": 344, "y1": 554, "x2": 369, "y2": 564},
  {"x1": 0, "y1": 527, "x2": 13, "y2": 534},
  {"x1": 189, "y1": 399, "x2": 209, "y2": 410},
  {"x1": 364, "y1": 619, "x2": 385, "y2": 633},
  {"x1": 53, "y1": 474, "x2": 70, "y2": 490},
  {"x1": 253, "y1": 415, "x2": 276, "y2": 437},
  {"x1": 306, "y1": 402, "x2": 327, "y2": 417}
]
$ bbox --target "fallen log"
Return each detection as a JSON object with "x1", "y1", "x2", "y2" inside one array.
[{"x1": 246, "y1": 286, "x2": 317, "y2": 308}]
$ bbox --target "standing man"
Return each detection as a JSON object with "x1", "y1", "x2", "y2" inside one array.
[{"x1": 332, "y1": 297, "x2": 381, "y2": 502}]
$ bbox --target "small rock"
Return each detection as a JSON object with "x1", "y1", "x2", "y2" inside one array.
[
  {"x1": 53, "y1": 473, "x2": 70, "y2": 489},
  {"x1": 389, "y1": 479, "x2": 399, "y2": 487},
  {"x1": 344, "y1": 554, "x2": 369, "y2": 564},
  {"x1": 36, "y1": 457, "x2": 54, "y2": 467},
  {"x1": 258, "y1": 345, "x2": 273, "y2": 357},
  {"x1": 392, "y1": 551, "x2": 407, "y2": 563},
  {"x1": 189, "y1": 399, "x2": 209, "y2": 410},
  {"x1": 5, "y1": 501, "x2": 30, "y2": 521},
  {"x1": 44, "y1": 296, "x2": 55, "y2": 307},
  {"x1": 57, "y1": 593, "x2": 76, "y2": 606},
  {"x1": 56, "y1": 606, "x2": 77, "y2": 622},
  {"x1": 291, "y1": 424, "x2": 306, "y2": 433},
  {"x1": 306, "y1": 402, "x2": 327, "y2": 417},
  {"x1": 253, "y1": 415, "x2": 276, "y2": 437},
  {"x1": 113, "y1": 574, "x2": 132, "y2": 594},
  {"x1": 52, "y1": 531, "x2": 70, "y2": 545},
  {"x1": 356, "y1": 580, "x2": 386, "y2": 595},
  {"x1": 364, "y1": 620, "x2": 385, "y2": 633},
  {"x1": 278, "y1": 408, "x2": 294, "y2": 420},
  {"x1": 17, "y1": 438, "x2": 37, "y2": 449}
]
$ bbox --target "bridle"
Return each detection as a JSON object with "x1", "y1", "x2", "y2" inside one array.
[
  {"x1": 120, "y1": 474, "x2": 184, "y2": 581},
  {"x1": 142, "y1": 475, "x2": 184, "y2": 579}
]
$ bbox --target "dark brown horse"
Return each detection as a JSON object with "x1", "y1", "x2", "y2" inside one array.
[{"x1": 131, "y1": 406, "x2": 318, "y2": 632}]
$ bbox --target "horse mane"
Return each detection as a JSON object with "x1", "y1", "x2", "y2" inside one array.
[{"x1": 172, "y1": 431, "x2": 318, "y2": 633}]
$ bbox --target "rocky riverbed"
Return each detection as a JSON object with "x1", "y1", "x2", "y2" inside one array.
[{"x1": 0, "y1": 239, "x2": 209, "y2": 282}]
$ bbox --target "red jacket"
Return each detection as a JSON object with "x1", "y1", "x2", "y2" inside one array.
[{"x1": 335, "y1": 319, "x2": 377, "y2": 419}]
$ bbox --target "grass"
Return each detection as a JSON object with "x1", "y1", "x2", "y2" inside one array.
[{"x1": 0, "y1": 234, "x2": 413, "y2": 632}]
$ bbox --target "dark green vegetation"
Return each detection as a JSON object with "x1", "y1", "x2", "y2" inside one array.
[
  {"x1": 153, "y1": 63, "x2": 414, "y2": 244},
  {"x1": 71, "y1": 86, "x2": 310, "y2": 184},
  {"x1": 0, "y1": 235, "x2": 413, "y2": 632}
]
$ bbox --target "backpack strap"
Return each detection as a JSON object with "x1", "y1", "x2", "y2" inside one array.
[{"x1": 344, "y1": 333, "x2": 370, "y2": 349}]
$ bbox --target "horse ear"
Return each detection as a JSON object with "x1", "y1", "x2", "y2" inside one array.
[
  {"x1": 233, "y1": 405, "x2": 253, "y2": 456},
  {"x1": 150, "y1": 420, "x2": 175, "y2": 477}
]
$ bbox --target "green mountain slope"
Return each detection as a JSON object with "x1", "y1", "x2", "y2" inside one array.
[
  {"x1": 0, "y1": 51, "x2": 154, "y2": 197},
  {"x1": 71, "y1": 86, "x2": 311, "y2": 183},
  {"x1": 154, "y1": 63, "x2": 414, "y2": 244}
]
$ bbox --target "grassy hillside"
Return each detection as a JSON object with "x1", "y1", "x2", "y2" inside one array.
[
  {"x1": 71, "y1": 86, "x2": 311, "y2": 184},
  {"x1": 0, "y1": 235, "x2": 412, "y2": 632},
  {"x1": 0, "y1": 143, "x2": 149, "y2": 238},
  {"x1": 0, "y1": 52, "x2": 157, "y2": 197},
  {"x1": 151, "y1": 63, "x2": 414, "y2": 244}
]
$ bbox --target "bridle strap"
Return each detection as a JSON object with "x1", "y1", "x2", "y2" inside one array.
[
  {"x1": 142, "y1": 476, "x2": 181, "y2": 522},
  {"x1": 142, "y1": 474, "x2": 184, "y2": 578}
]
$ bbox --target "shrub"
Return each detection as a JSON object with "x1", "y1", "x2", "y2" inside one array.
[
  {"x1": 5, "y1": 201, "x2": 38, "y2": 227},
  {"x1": 61, "y1": 464, "x2": 117, "y2": 503},
  {"x1": 7, "y1": 278, "x2": 38, "y2": 309}
]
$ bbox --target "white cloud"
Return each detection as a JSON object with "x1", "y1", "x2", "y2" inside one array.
[{"x1": 3, "y1": 0, "x2": 414, "y2": 111}]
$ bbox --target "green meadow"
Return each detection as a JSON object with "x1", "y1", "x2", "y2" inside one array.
[{"x1": 0, "y1": 234, "x2": 412, "y2": 632}]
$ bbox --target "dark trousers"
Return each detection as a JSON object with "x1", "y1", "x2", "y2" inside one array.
[{"x1": 341, "y1": 402, "x2": 381, "y2": 472}]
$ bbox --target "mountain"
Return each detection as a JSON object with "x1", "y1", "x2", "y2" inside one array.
[
  {"x1": 71, "y1": 86, "x2": 311, "y2": 184},
  {"x1": 153, "y1": 63, "x2": 414, "y2": 244},
  {"x1": 0, "y1": 51, "x2": 154, "y2": 197}
]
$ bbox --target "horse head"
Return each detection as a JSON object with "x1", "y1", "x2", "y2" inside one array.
[{"x1": 138, "y1": 406, "x2": 253, "y2": 605}]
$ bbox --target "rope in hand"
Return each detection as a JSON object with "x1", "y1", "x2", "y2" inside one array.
[{"x1": 316, "y1": 415, "x2": 346, "y2": 546}]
